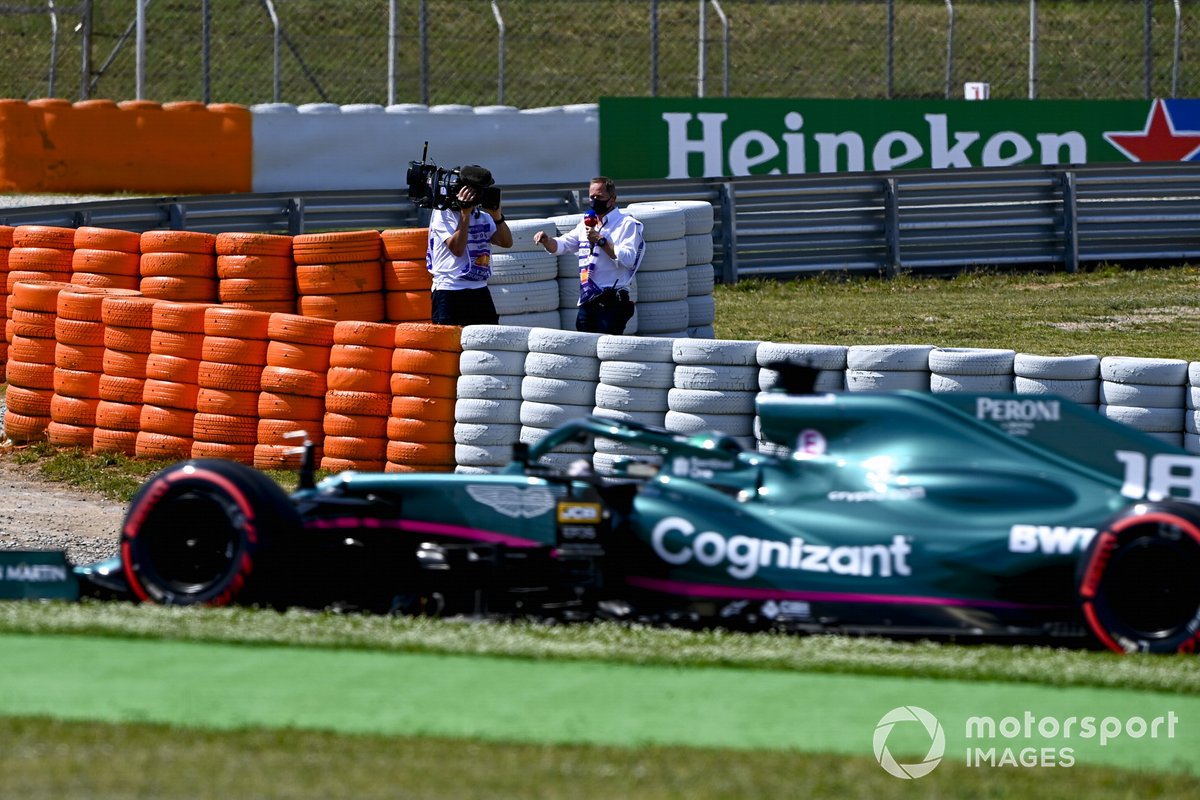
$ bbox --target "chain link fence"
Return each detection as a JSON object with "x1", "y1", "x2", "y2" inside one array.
[{"x1": 0, "y1": 1, "x2": 1195, "y2": 106}]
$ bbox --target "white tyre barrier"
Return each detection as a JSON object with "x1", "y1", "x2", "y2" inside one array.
[
  {"x1": 928, "y1": 347, "x2": 1016, "y2": 376},
  {"x1": 1014, "y1": 353, "x2": 1100, "y2": 380},
  {"x1": 521, "y1": 376, "x2": 596, "y2": 405},
  {"x1": 674, "y1": 364, "x2": 759, "y2": 392},
  {"x1": 1013, "y1": 377, "x2": 1099, "y2": 404},
  {"x1": 1099, "y1": 356, "x2": 1188, "y2": 385},
  {"x1": 930, "y1": 373, "x2": 1014, "y2": 393},
  {"x1": 847, "y1": 344, "x2": 934, "y2": 371}
]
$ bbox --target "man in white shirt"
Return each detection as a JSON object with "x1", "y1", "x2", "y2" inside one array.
[
  {"x1": 426, "y1": 165, "x2": 513, "y2": 326},
  {"x1": 533, "y1": 176, "x2": 644, "y2": 334}
]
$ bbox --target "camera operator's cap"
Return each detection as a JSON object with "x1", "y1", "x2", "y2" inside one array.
[{"x1": 459, "y1": 165, "x2": 494, "y2": 188}]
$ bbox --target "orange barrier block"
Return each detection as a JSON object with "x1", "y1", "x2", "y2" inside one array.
[{"x1": 0, "y1": 99, "x2": 252, "y2": 194}]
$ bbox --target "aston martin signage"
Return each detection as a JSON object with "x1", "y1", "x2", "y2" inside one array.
[{"x1": 600, "y1": 98, "x2": 1200, "y2": 180}]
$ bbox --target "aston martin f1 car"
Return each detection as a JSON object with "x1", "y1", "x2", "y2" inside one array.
[{"x1": 32, "y1": 369, "x2": 1200, "y2": 655}]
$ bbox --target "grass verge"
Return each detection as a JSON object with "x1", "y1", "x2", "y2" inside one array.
[
  {"x1": 0, "y1": 601, "x2": 1194, "y2": 697},
  {"x1": 713, "y1": 265, "x2": 1200, "y2": 360},
  {"x1": 4, "y1": 716, "x2": 1194, "y2": 800}
]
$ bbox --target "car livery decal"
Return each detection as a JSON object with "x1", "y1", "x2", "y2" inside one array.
[
  {"x1": 625, "y1": 576, "x2": 1073, "y2": 610},
  {"x1": 650, "y1": 516, "x2": 912, "y2": 580},
  {"x1": 303, "y1": 517, "x2": 543, "y2": 548},
  {"x1": 465, "y1": 485, "x2": 556, "y2": 519}
]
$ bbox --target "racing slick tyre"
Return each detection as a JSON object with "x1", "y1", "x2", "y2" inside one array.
[
  {"x1": 120, "y1": 458, "x2": 301, "y2": 607},
  {"x1": 1077, "y1": 502, "x2": 1200, "y2": 654}
]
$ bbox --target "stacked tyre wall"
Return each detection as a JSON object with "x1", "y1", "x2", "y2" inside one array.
[{"x1": 6, "y1": 217, "x2": 1200, "y2": 467}]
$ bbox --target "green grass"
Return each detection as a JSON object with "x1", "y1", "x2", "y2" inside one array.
[
  {"x1": 6, "y1": 716, "x2": 1195, "y2": 800},
  {"x1": 0, "y1": 1, "x2": 1191, "y2": 106},
  {"x1": 0, "y1": 601, "x2": 1195, "y2": 695},
  {"x1": 713, "y1": 264, "x2": 1200, "y2": 360}
]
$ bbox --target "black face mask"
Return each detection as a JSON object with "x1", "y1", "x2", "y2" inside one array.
[{"x1": 589, "y1": 197, "x2": 613, "y2": 217}]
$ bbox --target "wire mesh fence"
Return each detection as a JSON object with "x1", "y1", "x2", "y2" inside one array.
[{"x1": 0, "y1": 1, "x2": 1195, "y2": 107}]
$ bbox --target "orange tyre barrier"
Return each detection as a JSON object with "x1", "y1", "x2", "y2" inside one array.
[
  {"x1": 49, "y1": 395, "x2": 100, "y2": 426},
  {"x1": 386, "y1": 322, "x2": 462, "y2": 472},
  {"x1": 142, "y1": 379, "x2": 200, "y2": 411},
  {"x1": 385, "y1": 440, "x2": 455, "y2": 466},
  {"x1": 190, "y1": 441, "x2": 256, "y2": 462},
  {"x1": 139, "y1": 405, "x2": 198, "y2": 436},
  {"x1": 296, "y1": 261, "x2": 383, "y2": 294},
  {"x1": 389, "y1": 371, "x2": 458, "y2": 397},
  {"x1": 150, "y1": 330, "x2": 205, "y2": 359},
  {"x1": 0, "y1": 224, "x2": 12, "y2": 378},
  {"x1": 92, "y1": 426, "x2": 139, "y2": 455},
  {"x1": 389, "y1": 393, "x2": 455, "y2": 422},
  {"x1": 46, "y1": 421, "x2": 95, "y2": 449},
  {"x1": 7, "y1": 359, "x2": 54, "y2": 388},
  {"x1": 324, "y1": 435, "x2": 388, "y2": 463},
  {"x1": 134, "y1": 431, "x2": 194, "y2": 460},
  {"x1": 74, "y1": 226, "x2": 140, "y2": 253},
  {"x1": 384, "y1": 259, "x2": 432, "y2": 291},
  {"x1": 140, "y1": 252, "x2": 218, "y2": 278},
  {"x1": 140, "y1": 276, "x2": 218, "y2": 302},
  {"x1": 215, "y1": 232, "x2": 293, "y2": 258},
  {"x1": 324, "y1": 390, "x2": 391, "y2": 417},
  {"x1": 54, "y1": 342, "x2": 105, "y2": 372},
  {"x1": 385, "y1": 416, "x2": 455, "y2": 443},
  {"x1": 254, "y1": 443, "x2": 322, "y2": 471},
  {"x1": 10, "y1": 247, "x2": 74, "y2": 272},
  {"x1": 323, "y1": 412, "x2": 389, "y2": 439},
  {"x1": 204, "y1": 305, "x2": 272, "y2": 338},
  {"x1": 55, "y1": 318, "x2": 105, "y2": 346},
  {"x1": 151, "y1": 301, "x2": 216, "y2": 333},
  {"x1": 292, "y1": 230, "x2": 382, "y2": 266},
  {"x1": 257, "y1": 365, "x2": 325, "y2": 396},
  {"x1": 192, "y1": 306, "x2": 270, "y2": 463},
  {"x1": 52, "y1": 368, "x2": 102, "y2": 398},
  {"x1": 258, "y1": 392, "x2": 324, "y2": 421},
  {"x1": 196, "y1": 387, "x2": 260, "y2": 417},
  {"x1": 391, "y1": 347, "x2": 460, "y2": 377},
  {"x1": 8, "y1": 270, "x2": 69, "y2": 294},
  {"x1": 326, "y1": 366, "x2": 391, "y2": 393},
  {"x1": 70, "y1": 272, "x2": 140, "y2": 290},
  {"x1": 265, "y1": 340, "x2": 331, "y2": 371},
  {"x1": 328, "y1": 343, "x2": 393, "y2": 371},
  {"x1": 266, "y1": 312, "x2": 336, "y2": 346},
  {"x1": 72, "y1": 249, "x2": 141, "y2": 276},
  {"x1": 385, "y1": 290, "x2": 432, "y2": 323},
  {"x1": 95, "y1": 294, "x2": 156, "y2": 452},
  {"x1": 297, "y1": 290, "x2": 385, "y2": 323},
  {"x1": 13, "y1": 225, "x2": 75, "y2": 250},
  {"x1": 140, "y1": 230, "x2": 217, "y2": 255},
  {"x1": 216, "y1": 254, "x2": 294, "y2": 280},
  {"x1": 145, "y1": 353, "x2": 201, "y2": 383},
  {"x1": 381, "y1": 228, "x2": 428, "y2": 260},
  {"x1": 5, "y1": 279, "x2": 73, "y2": 442}
]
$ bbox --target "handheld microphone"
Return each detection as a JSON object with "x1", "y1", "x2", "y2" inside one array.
[{"x1": 584, "y1": 211, "x2": 599, "y2": 253}]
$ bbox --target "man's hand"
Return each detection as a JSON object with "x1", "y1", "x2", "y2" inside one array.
[{"x1": 533, "y1": 230, "x2": 556, "y2": 254}]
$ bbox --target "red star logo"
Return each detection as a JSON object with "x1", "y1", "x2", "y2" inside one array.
[{"x1": 1104, "y1": 99, "x2": 1200, "y2": 162}]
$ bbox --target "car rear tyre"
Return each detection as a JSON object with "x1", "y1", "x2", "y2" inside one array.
[
  {"x1": 120, "y1": 458, "x2": 299, "y2": 606},
  {"x1": 1078, "y1": 503, "x2": 1200, "y2": 654}
]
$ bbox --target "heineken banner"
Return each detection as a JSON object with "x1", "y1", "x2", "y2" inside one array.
[{"x1": 599, "y1": 97, "x2": 1200, "y2": 180}]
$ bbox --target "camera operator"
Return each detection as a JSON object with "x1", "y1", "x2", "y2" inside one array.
[
  {"x1": 426, "y1": 165, "x2": 512, "y2": 326},
  {"x1": 533, "y1": 176, "x2": 644, "y2": 334}
]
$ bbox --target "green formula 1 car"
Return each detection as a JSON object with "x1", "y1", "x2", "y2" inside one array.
[{"x1": 16, "y1": 366, "x2": 1200, "y2": 654}]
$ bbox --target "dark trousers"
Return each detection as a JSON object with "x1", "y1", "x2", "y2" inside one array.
[
  {"x1": 432, "y1": 287, "x2": 499, "y2": 327},
  {"x1": 576, "y1": 292, "x2": 635, "y2": 335}
]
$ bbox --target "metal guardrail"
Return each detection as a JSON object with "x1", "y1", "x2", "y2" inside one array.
[{"x1": 5, "y1": 162, "x2": 1200, "y2": 283}]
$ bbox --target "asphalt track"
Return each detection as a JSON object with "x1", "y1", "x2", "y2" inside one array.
[{"x1": 2, "y1": 633, "x2": 1196, "y2": 775}]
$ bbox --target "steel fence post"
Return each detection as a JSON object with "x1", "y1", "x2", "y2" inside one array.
[
  {"x1": 1062, "y1": 170, "x2": 1078, "y2": 274},
  {"x1": 719, "y1": 181, "x2": 738, "y2": 284},
  {"x1": 884, "y1": 178, "x2": 900, "y2": 278}
]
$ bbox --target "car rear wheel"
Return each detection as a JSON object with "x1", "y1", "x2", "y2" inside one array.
[
  {"x1": 1078, "y1": 503, "x2": 1200, "y2": 654},
  {"x1": 120, "y1": 458, "x2": 299, "y2": 606}
]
